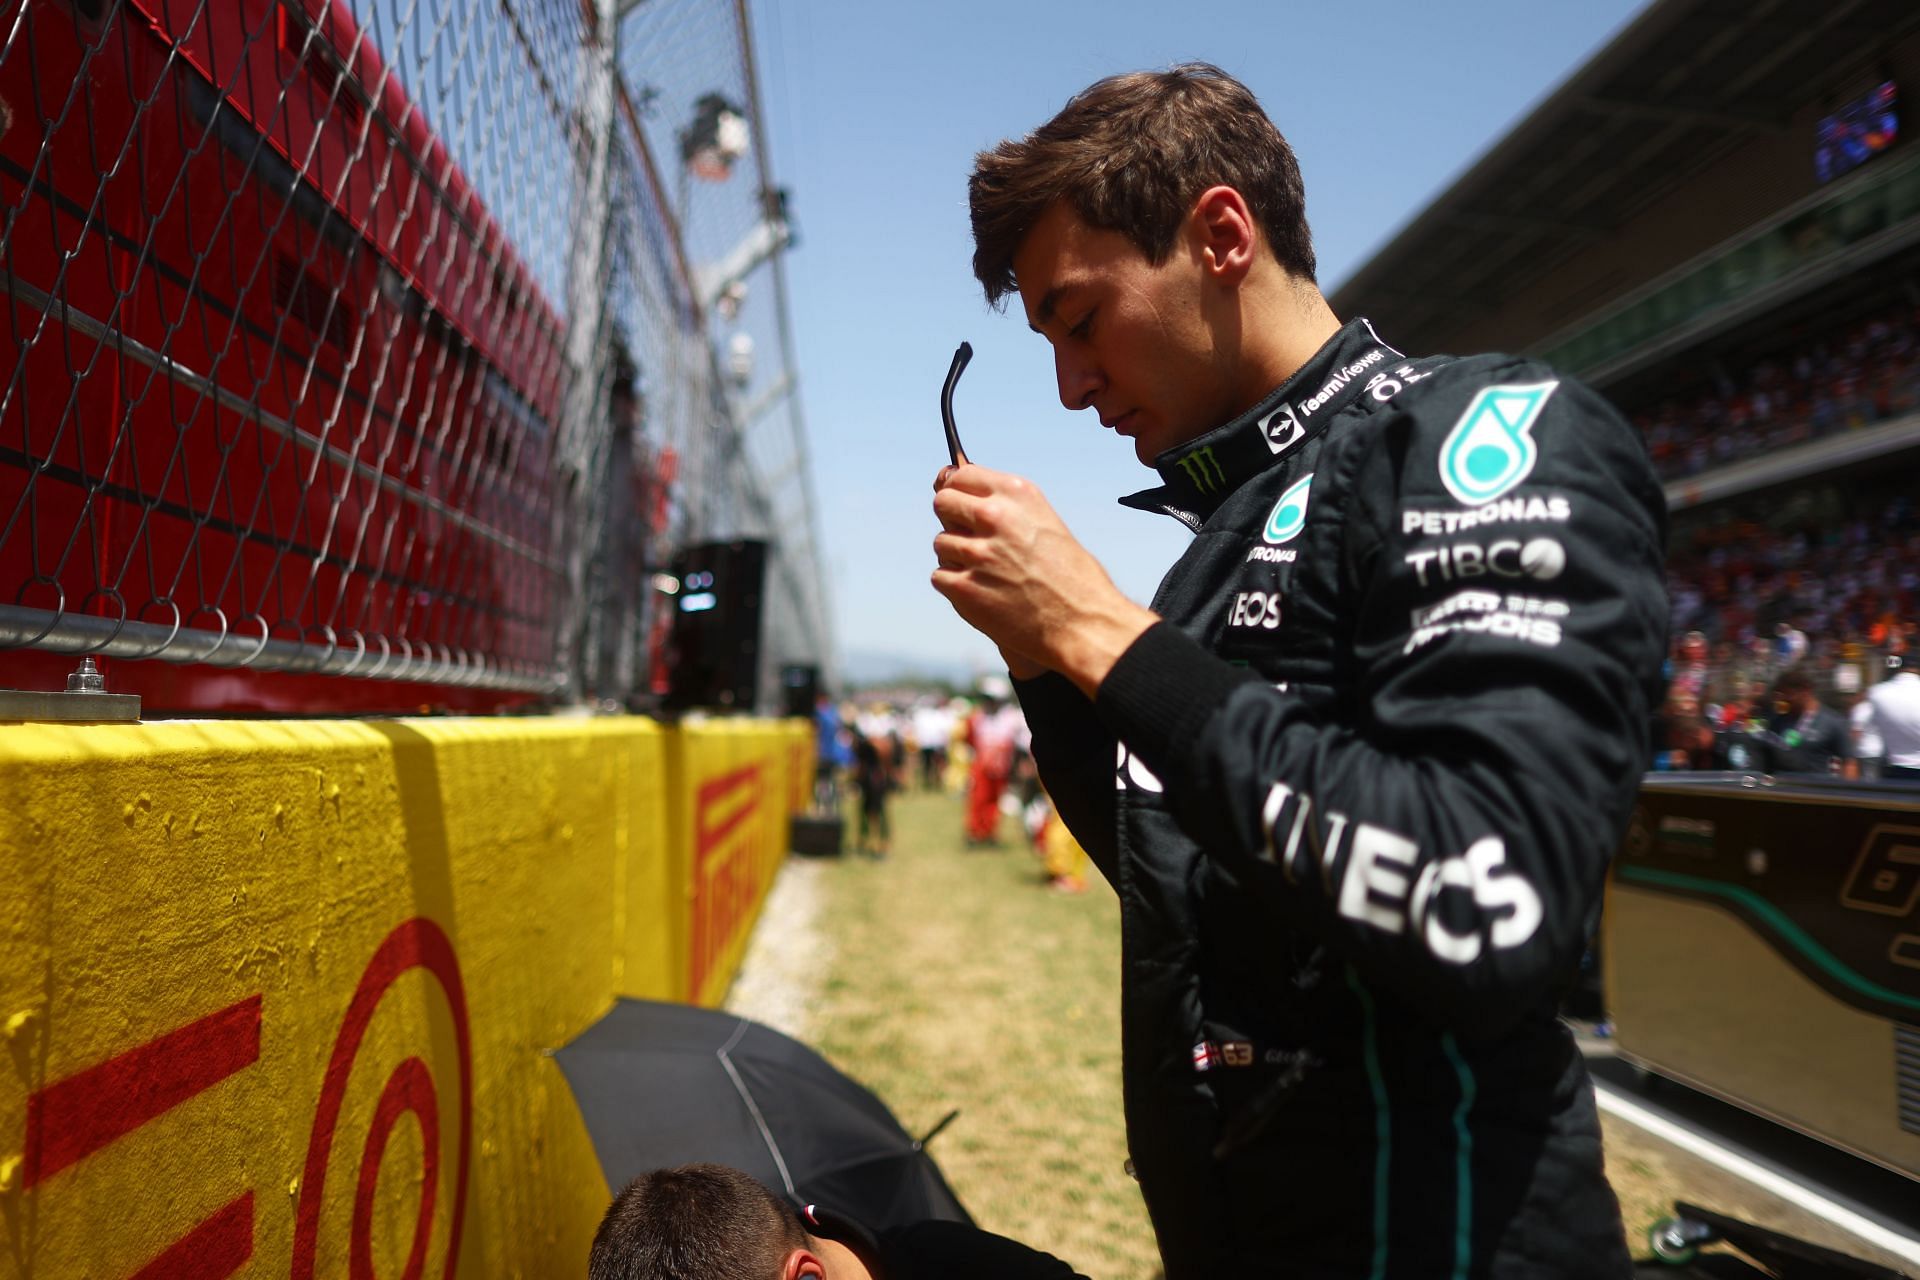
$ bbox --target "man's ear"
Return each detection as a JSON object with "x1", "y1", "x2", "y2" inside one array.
[
  {"x1": 1189, "y1": 185, "x2": 1258, "y2": 285},
  {"x1": 782, "y1": 1246, "x2": 829, "y2": 1280}
]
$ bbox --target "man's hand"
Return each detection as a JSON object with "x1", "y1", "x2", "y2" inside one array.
[{"x1": 932, "y1": 464, "x2": 1158, "y2": 698}]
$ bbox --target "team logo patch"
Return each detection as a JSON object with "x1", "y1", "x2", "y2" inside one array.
[
  {"x1": 1438, "y1": 381, "x2": 1557, "y2": 506},
  {"x1": 1263, "y1": 472, "x2": 1314, "y2": 544},
  {"x1": 1262, "y1": 402, "x2": 1305, "y2": 455},
  {"x1": 1174, "y1": 445, "x2": 1227, "y2": 494}
]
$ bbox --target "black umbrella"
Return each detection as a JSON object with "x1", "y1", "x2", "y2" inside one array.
[{"x1": 556, "y1": 998, "x2": 971, "y2": 1232}]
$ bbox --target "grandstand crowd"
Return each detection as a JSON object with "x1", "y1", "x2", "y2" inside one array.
[
  {"x1": 1666, "y1": 488, "x2": 1920, "y2": 662},
  {"x1": 1634, "y1": 300, "x2": 1920, "y2": 482},
  {"x1": 1626, "y1": 297, "x2": 1920, "y2": 776}
]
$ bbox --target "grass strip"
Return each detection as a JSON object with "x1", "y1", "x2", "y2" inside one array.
[{"x1": 801, "y1": 789, "x2": 1160, "y2": 1278}]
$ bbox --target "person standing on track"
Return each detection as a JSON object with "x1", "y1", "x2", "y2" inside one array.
[
  {"x1": 849, "y1": 723, "x2": 894, "y2": 858},
  {"x1": 963, "y1": 688, "x2": 1022, "y2": 846},
  {"x1": 930, "y1": 64, "x2": 1667, "y2": 1278}
]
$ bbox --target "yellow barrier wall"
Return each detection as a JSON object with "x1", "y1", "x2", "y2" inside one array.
[
  {"x1": 671, "y1": 720, "x2": 812, "y2": 1007},
  {"x1": 0, "y1": 714, "x2": 806, "y2": 1278}
]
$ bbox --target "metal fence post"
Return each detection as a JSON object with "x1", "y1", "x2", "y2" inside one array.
[{"x1": 558, "y1": 0, "x2": 624, "y2": 703}]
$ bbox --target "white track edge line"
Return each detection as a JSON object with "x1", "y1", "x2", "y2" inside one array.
[{"x1": 1592, "y1": 1081, "x2": 1920, "y2": 1268}]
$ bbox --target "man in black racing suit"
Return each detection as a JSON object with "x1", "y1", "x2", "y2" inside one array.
[{"x1": 932, "y1": 65, "x2": 1666, "y2": 1278}]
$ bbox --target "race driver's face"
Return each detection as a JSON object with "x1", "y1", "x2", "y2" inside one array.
[{"x1": 1014, "y1": 200, "x2": 1239, "y2": 467}]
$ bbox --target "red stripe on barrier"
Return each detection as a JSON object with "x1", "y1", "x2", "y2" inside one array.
[
  {"x1": 697, "y1": 765, "x2": 761, "y2": 851},
  {"x1": 128, "y1": 1192, "x2": 254, "y2": 1280},
  {"x1": 690, "y1": 765, "x2": 767, "y2": 998},
  {"x1": 24, "y1": 995, "x2": 263, "y2": 1187},
  {"x1": 697, "y1": 763, "x2": 759, "y2": 808},
  {"x1": 698, "y1": 793, "x2": 758, "y2": 853}
]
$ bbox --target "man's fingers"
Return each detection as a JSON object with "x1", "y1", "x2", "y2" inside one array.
[
  {"x1": 933, "y1": 530, "x2": 987, "y2": 569},
  {"x1": 935, "y1": 462, "x2": 1008, "y2": 497},
  {"x1": 930, "y1": 562, "x2": 996, "y2": 612},
  {"x1": 929, "y1": 564, "x2": 972, "y2": 604},
  {"x1": 933, "y1": 486, "x2": 989, "y2": 533}
]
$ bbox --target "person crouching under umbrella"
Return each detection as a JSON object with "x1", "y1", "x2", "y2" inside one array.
[{"x1": 588, "y1": 1163, "x2": 1087, "y2": 1280}]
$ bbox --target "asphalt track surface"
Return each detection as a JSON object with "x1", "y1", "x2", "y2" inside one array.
[{"x1": 1583, "y1": 1047, "x2": 1919, "y2": 1276}]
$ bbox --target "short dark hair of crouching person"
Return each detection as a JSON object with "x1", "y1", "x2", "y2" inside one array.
[{"x1": 587, "y1": 1162, "x2": 1089, "y2": 1280}]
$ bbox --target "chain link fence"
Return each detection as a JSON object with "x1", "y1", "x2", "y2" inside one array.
[{"x1": 0, "y1": 0, "x2": 829, "y2": 713}]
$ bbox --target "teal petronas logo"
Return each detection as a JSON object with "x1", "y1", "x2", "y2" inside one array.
[
  {"x1": 1263, "y1": 472, "x2": 1314, "y2": 544},
  {"x1": 1439, "y1": 381, "x2": 1558, "y2": 506}
]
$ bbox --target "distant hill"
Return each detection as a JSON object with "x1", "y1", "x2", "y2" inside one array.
[{"x1": 839, "y1": 646, "x2": 994, "y2": 690}]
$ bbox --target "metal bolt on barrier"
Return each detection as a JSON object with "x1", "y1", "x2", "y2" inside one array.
[{"x1": 0, "y1": 658, "x2": 140, "y2": 723}]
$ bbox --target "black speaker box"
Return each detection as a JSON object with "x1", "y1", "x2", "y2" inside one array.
[
  {"x1": 780, "y1": 664, "x2": 820, "y2": 719},
  {"x1": 661, "y1": 539, "x2": 767, "y2": 712},
  {"x1": 790, "y1": 814, "x2": 844, "y2": 857}
]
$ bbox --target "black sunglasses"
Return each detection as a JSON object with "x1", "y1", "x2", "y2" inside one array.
[{"x1": 940, "y1": 341, "x2": 973, "y2": 467}]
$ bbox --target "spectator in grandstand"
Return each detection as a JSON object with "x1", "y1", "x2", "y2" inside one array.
[
  {"x1": 1774, "y1": 620, "x2": 1809, "y2": 668},
  {"x1": 1668, "y1": 630, "x2": 1710, "y2": 700},
  {"x1": 1867, "y1": 654, "x2": 1920, "y2": 781},
  {"x1": 1658, "y1": 713, "x2": 1718, "y2": 772},
  {"x1": 588, "y1": 1163, "x2": 1087, "y2": 1280},
  {"x1": 1706, "y1": 676, "x2": 1761, "y2": 733},
  {"x1": 1658, "y1": 690, "x2": 1704, "y2": 771},
  {"x1": 1766, "y1": 669, "x2": 1855, "y2": 776},
  {"x1": 1849, "y1": 688, "x2": 1886, "y2": 778},
  {"x1": 1653, "y1": 686, "x2": 1720, "y2": 771}
]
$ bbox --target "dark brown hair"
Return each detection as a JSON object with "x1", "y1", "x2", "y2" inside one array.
[
  {"x1": 1773, "y1": 669, "x2": 1814, "y2": 698},
  {"x1": 588, "y1": 1164, "x2": 809, "y2": 1280},
  {"x1": 969, "y1": 63, "x2": 1316, "y2": 307}
]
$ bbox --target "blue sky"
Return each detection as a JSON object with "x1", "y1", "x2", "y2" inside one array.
[{"x1": 749, "y1": 0, "x2": 1649, "y2": 679}]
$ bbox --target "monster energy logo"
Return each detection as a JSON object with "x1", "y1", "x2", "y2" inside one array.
[{"x1": 1174, "y1": 446, "x2": 1227, "y2": 494}]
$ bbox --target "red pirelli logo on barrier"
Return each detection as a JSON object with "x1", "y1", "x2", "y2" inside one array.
[
  {"x1": 690, "y1": 764, "x2": 770, "y2": 1001},
  {"x1": 16, "y1": 919, "x2": 467, "y2": 1279},
  {"x1": 23, "y1": 997, "x2": 262, "y2": 1278}
]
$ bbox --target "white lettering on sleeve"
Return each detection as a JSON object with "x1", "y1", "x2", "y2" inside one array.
[
  {"x1": 1409, "y1": 835, "x2": 1544, "y2": 964},
  {"x1": 1337, "y1": 823, "x2": 1419, "y2": 934},
  {"x1": 1253, "y1": 786, "x2": 1545, "y2": 960},
  {"x1": 1410, "y1": 858, "x2": 1482, "y2": 964},
  {"x1": 1116, "y1": 743, "x2": 1165, "y2": 793},
  {"x1": 1471, "y1": 836, "x2": 1544, "y2": 950},
  {"x1": 1259, "y1": 781, "x2": 1294, "y2": 864},
  {"x1": 1319, "y1": 810, "x2": 1351, "y2": 893}
]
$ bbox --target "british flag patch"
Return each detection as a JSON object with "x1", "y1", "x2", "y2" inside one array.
[{"x1": 1192, "y1": 1040, "x2": 1222, "y2": 1072}]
